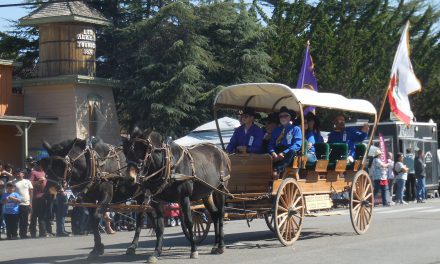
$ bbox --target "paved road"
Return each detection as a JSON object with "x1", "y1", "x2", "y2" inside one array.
[{"x1": 2, "y1": 199, "x2": 440, "y2": 264}]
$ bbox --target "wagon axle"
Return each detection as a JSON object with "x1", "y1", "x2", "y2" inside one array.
[{"x1": 287, "y1": 207, "x2": 298, "y2": 217}]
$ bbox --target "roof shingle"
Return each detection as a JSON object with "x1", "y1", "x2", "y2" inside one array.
[{"x1": 20, "y1": 1, "x2": 111, "y2": 26}]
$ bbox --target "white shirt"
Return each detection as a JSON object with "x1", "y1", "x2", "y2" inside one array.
[{"x1": 14, "y1": 179, "x2": 33, "y2": 206}]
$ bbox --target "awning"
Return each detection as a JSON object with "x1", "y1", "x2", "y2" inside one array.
[
  {"x1": 214, "y1": 83, "x2": 377, "y2": 116},
  {"x1": 0, "y1": 115, "x2": 57, "y2": 125}
]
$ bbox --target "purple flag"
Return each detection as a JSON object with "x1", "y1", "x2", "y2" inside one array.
[{"x1": 296, "y1": 41, "x2": 318, "y2": 114}]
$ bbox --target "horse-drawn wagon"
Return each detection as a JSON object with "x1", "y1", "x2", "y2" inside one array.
[
  {"x1": 41, "y1": 82, "x2": 378, "y2": 261},
  {"x1": 196, "y1": 82, "x2": 378, "y2": 246}
]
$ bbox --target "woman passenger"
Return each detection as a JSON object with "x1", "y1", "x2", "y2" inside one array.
[{"x1": 304, "y1": 112, "x2": 323, "y2": 163}]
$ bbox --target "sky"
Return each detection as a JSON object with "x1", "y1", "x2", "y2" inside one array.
[{"x1": 0, "y1": 1, "x2": 28, "y2": 31}]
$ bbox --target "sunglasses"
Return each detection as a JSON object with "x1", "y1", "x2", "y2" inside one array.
[
  {"x1": 241, "y1": 114, "x2": 252, "y2": 118},
  {"x1": 279, "y1": 114, "x2": 290, "y2": 118}
]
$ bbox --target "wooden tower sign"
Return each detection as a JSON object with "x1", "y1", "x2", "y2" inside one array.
[
  {"x1": 20, "y1": 1, "x2": 110, "y2": 77},
  {"x1": 17, "y1": 1, "x2": 121, "y2": 149}
]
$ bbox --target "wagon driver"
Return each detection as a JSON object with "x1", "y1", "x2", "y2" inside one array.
[
  {"x1": 227, "y1": 107, "x2": 264, "y2": 154},
  {"x1": 268, "y1": 106, "x2": 302, "y2": 177}
]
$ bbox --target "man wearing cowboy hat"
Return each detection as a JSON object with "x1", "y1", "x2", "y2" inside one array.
[
  {"x1": 328, "y1": 114, "x2": 369, "y2": 160},
  {"x1": 227, "y1": 107, "x2": 264, "y2": 154},
  {"x1": 268, "y1": 106, "x2": 302, "y2": 176}
]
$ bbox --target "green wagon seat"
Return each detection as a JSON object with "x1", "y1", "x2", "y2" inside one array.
[
  {"x1": 347, "y1": 143, "x2": 367, "y2": 170},
  {"x1": 306, "y1": 142, "x2": 329, "y2": 170},
  {"x1": 354, "y1": 143, "x2": 367, "y2": 160},
  {"x1": 328, "y1": 143, "x2": 348, "y2": 170}
]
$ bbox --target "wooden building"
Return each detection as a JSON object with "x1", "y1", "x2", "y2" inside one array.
[
  {"x1": 0, "y1": 60, "x2": 55, "y2": 166},
  {"x1": 1, "y1": 1, "x2": 121, "y2": 167}
]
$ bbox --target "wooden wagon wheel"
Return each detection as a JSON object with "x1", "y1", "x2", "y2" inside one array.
[
  {"x1": 349, "y1": 170, "x2": 374, "y2": 235},
  {"x1": 181, "y1": 209, "x2": 212, "y2": 244},
  {"x1": 264, "y1": 211, "x2": 276, "y2": 233},
  {"x1": 274, "y1": 178, "x2": 305, "y2": 246}
]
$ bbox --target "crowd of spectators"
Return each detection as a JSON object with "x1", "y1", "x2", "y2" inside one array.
[{"x1": 0, "y1": 159, "x2": 70, "y2": 240}]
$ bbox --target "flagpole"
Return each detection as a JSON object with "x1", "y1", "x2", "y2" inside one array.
[
  {"x1": 361, "y1": 85, "x2": 389, "y2": 168},
  {"x1": 299, "y1": 40, "x2": 310, "y2": 88},
  {"x1": 361, "y1": 21, "x2": 410, "y2": 169}
]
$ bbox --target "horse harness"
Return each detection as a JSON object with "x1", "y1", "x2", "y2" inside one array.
[
  {"x1": 127, "y1": 137, "x2": 231, "y2": 197},
  {"x1": 47, "y1": 142, "x2": 126, "y2": 190}
]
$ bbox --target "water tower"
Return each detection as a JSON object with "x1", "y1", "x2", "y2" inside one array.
[{"x1": 18, "y1": 1, "x2": 121, "y2": 149}]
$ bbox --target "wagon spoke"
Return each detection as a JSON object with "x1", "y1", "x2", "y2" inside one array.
[
  {"x1": 364, "y1": 182, "x2": 372, "y2": 198},
  {"x1": 280, "y1": 196, "x2": 289, "y2": 210},
  {"x1": 292, "y1": 205, "x2": 304, "y2": 211},
  {"x1": 277, "y1": 206, "x2": 288, "y2": 212},
  {"x1": 277, "y1": 213, "x2": 288, "y2": 226},
  {"x1": 292, "y1": 196, "x2": 302, "y2": 208},
  {"x1": 291, "y1": 217, "x2": 300, "y2": 230},
  {"x1": 364, "y1": 192, "x2": 373, "y2": 200},
  {"x1": 285, "y1": 184, "x2": 291, "y2": 205},
  {"x1": 290, "y1": 186, "x2": 298, "y2": 206},
  {"x1": 281, "y1": 216, "x2": 289, "y2": 235},
  {"x1": 352, "y1": 202, "x2": 361, "y2": 212},
  {"x1": 284, "y1": 218, "x2": 291, "y2": 241},
  {"x1": 359, "y1": 206, "x2": 365, "y2": 230},
  {"x1": 364, "y1": 207, "x2": 372, "y2": 218}
]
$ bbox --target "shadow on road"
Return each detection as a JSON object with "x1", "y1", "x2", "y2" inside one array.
[{"x1": 8, "y1": 227, "x2": 356, "y2": 263}]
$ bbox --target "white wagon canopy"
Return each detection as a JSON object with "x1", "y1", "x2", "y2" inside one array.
[{"x1": 213, "y1": 83, "x2": 377, "y2": 117}]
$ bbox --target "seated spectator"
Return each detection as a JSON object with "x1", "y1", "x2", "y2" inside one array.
[
  {"x1": 328, "y1": 114, "x2": 369, "y2": 160},
  {"x1": 262, "y1": 112, "x2": 279, "y2": 152},
  {"x1": 1, "y1": 182, "x2": 22, "y2": 240},
  {"x1": 305, "y1": 112, "x2": 324, "y2": 163},
  {"x1": 227, "y1": 107, "x2": 264, "y2": 154},
  {"x1": 268, "y1": 106, "x2": 302, "y2": 177}
]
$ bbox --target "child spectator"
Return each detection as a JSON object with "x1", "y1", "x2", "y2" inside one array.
[
  {"x1": 55, "y1": 185, "x2": 69, "y2": 236},
  {"x1": 1, "y1": 182, "x2": 23, "y2": 239}
]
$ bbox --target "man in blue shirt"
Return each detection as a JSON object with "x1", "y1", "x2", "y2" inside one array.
[
  {"x1": 327, "y1": 114, "x2": 369, "y2": 159},
  {"x1": 268, "y1": 106, "x2": 302, "y2": 175},
  {"x1": 227, "y1": 107, "x2": 264, "y2": 154}
]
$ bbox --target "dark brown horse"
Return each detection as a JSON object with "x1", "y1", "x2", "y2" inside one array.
[
  {"x1": 40, "y1": 138, "x2": 144, "y2": 258},
  {"x1": 124, "y1": 128, "x2": 230, "y2": 263}
]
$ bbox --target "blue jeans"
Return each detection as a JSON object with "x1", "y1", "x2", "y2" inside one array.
[
  {"x1": 56, "y1": 213, "x2": 65, "y2": 234},
  {"x1": 395, "y1": 179, "x2": 406, "y2": 203},
  {"x1": 416, "y1": 177, "x2": 426, "y2": 201},
  {"x1": 373, "y1": 180, "x2": 388, "y2": 206},
  {"x1": 274, "y1": 151, "x2": 295, "y2": 173},
  {"x1": 307, "y1": 152, "x2": 317, "y2": 163}
]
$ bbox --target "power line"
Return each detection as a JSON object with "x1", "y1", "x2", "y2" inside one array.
[{"x1": 0, "y1": 0, "x2": 82, "y2": 8}]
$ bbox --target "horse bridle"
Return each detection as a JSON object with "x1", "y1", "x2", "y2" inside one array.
[
  {"x1": 126, "y1": 137, "x2": 173, "y2": 182},
  {"x1": 46, "y1": 144, "x2": 93, "y2": 187}
]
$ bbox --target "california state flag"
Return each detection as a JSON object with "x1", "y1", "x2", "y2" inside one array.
[{"x1": 387, "y1": 21, "x2": 421, "y2": 126}]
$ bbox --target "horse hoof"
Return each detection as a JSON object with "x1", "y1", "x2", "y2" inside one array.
[
  {"x1": 126, "y1": 246, "x2": 136, "y2": 255},
  {"x1": 87, "y1": 253, "x2": 98, "y2": 260},
  {"x1": 210, "y1": 248, "x2": 224, "y2": 255},
  {"x1": 190, "y1": 251, "x2": 199, "y2": 259},
  {"x1": 147, "y1": 255, "x2": 158, "y2": 263}
]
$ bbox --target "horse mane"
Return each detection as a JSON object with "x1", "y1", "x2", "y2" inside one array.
[{"x1": 148, "y1": 131, "x2": 163, "y2": 148}]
